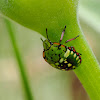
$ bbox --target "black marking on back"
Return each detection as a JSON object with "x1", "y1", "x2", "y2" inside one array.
[
  {"x1": 58, "y1": 54, "x2": 61, "y2": 60},
  {"x1": 58, "y1": 44, "x2": 61, "y2": 50},
  {"x1": 65, "y1": 46, "x2": 68, "y2": 50}
]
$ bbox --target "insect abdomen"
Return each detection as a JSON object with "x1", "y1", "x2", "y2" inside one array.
[{"x1": 43, "y1": 43, "x2": 81, "y2": 71}]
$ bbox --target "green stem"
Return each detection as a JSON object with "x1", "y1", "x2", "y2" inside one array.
[{"x1": 4, "y1": 18, "x2": 33, "y2": 100}]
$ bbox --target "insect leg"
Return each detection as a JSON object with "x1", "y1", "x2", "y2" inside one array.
[
  {"x1": 59, "y1": 26, "x2": 66, "y2": 42},
  {"x1": 65, "y1": 35, "x2": 79, "y2": 43},
  {"x1": 40, "y1": 38, "x2": 44, "y2": 42}
]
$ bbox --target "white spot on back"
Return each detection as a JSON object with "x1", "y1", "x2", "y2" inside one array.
[
  {"x1": 74, "y1": 53, "x2": 76, "y2": 58},
  {"x1": 55, "y1": 63, "x2": 59, "y2": 65},
  {"x1": 68, "y1": 63, "x2": 72, "y2": 67},
  {"x1": 59, "y1": 58, "x2": 64, "y2": 63},
  {"x1": 61, "y1": 64, "x2": 63, "y2": 66},
  {"x1": 77, "y1": 59, "x2": 80, "y2": 63},
  {"x1": 64, "y1": 61, "x2": 68, "y2": 63},
  {"x1": 76, "y1": 56, "x2": 79, "y2": 60},
  {"x1": 73, "y1": 66, "x2": 75, "y2": 68},
  {"x1": 71, "y1": 51, "x2": 73, "y2": 55},
  {"x1": 64, "y1": 49, "x2": 70, "y2": 58}
]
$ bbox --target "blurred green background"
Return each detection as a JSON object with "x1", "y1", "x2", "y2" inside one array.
[{"x1": 0, "y1": 0, "x2": 100, "y2": 100}]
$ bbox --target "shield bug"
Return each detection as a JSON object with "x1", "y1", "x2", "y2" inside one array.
[{"x1": 41, "y1": 26, "x2": 82, "y2": 71}]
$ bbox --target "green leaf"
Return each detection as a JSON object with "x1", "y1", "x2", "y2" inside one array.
[{"x1": 0, "y1": 0, "x2": 100, "y2": 100}]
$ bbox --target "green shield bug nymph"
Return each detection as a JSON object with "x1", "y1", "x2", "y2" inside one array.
[{"x1": 41, "y1": 26, "x2": 82, "y2": 71}]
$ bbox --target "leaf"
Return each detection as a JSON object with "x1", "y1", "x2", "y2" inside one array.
[{"x1": 0, "y1": 0, "x2": 100, "y2": 100}]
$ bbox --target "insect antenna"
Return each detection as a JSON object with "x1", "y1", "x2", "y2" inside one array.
[
  {"x1": 46, "y1": 28, "x2": 49, "y2": 40},
  {"x1": 59, "y1": 25, "x2": 66, "y2": 43}
]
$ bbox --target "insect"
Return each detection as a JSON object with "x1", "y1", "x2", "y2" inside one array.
[{"x1": 41, "y1": 26, "x2": 82, "y2": 71}]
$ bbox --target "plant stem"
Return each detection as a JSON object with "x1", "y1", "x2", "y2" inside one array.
[{"x1": 4, "y1": 18, "x2": 33, "y2": 100}]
